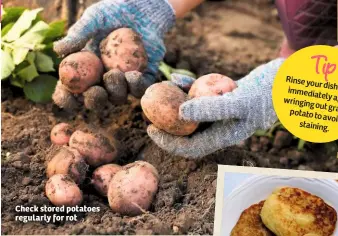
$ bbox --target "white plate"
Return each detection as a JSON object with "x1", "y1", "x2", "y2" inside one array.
[{"x1": 222, "y1": 175, "x2": 338, "y2": 235}]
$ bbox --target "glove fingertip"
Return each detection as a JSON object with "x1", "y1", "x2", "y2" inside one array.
[
  {"x1": 53, "y1": 37, "x2": 86, "y2": 57},
  {"x1": 179, "y1": 102, "x2": 196, "y2": 121},
  {"x1": 171, "y1": 73, "x2": 195, "y2": 92}
]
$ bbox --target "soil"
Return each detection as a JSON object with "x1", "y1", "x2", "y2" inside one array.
[{"x1": 1, "y1": 1, "x2": 337, "y2": 235}]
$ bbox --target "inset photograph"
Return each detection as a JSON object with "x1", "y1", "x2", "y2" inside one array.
[{"x1": 214, "y1": 166, "x2": 338, "y2": 236}]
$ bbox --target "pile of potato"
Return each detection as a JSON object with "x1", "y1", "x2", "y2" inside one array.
[
  {"x1": 46, "y1": 123, "x2": 159, "y2": 216},
  {"x1": 52, "y1": 28, "x2": 149, "y2": 111}
]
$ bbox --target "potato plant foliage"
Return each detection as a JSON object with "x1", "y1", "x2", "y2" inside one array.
[{"x1": 1, "y1": 7, "x2": 66, "y2": 102}]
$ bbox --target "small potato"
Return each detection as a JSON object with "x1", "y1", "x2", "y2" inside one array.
[
  {"x1": 92, "y1": 164, "x2": 122, "y2": 196},
  {"x1": 45, "y1": 174, "x2": 83, "y2": 206},
  {"x1": 59, "y1": 51, "x2": 103, "y2": 94},
  {"x1": 46, "y1": 146, "x2": 88, "y2": 184},
  {"x1": 108, "y1": 161, "x2": 159, "y2": 216},
  {"x1": 50, "y1": 123, "x2": 74, "y2": 145},
  {"x1": 100, "y1": 28, "x2": 148, "y2": 72},
  {"x1": 141, "y1": 81, "x2": 198, "y2": 136},
  {"x1": 103, "y1": 69, "x2": 128, "y2": 105},
  {"x1": 52, "y1": 81, "x2": 79, "y2": 111},
  {"x1": 188, "y1": 73, "x2": 237, "y2": 98},
  {"x1": 83, "y1": 86, "x2": 108, "y2": 111},
  {"x1": 69, "y1": 130, "x2": 118, "y2": 167}
]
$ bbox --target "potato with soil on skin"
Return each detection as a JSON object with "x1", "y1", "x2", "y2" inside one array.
[
  {"x1": 188, "y1": 73, "x2": 237, "y2": 98},
  {"x1": 52, "y1": 81, "x2": 79, "y2": 111},
  {"x1": 100, "y1": 28, "x2": 148, "y2": 73},
  {"x1": 45, "y1": 174, "x2": 83, "y2": 207},
  {"x1": 141, "y1": 81, "x2": 198, "y2": 136},
  {"x1": 92, "y1": 164, "x2": 122, "y2": 196},
  {"x1": 83, "y1": 86, "x2": 108, "y2": 111},
  {"x1": 46, "y1": 146, "x2": 88, "y2": 184},
  {"x1": 103, "y1": 69, "x2": 128, "y2": 105},
  {"x1": 69, "y1": 130, "x2": 118, "y2": 167},
  {"x1": 59, "y1": 51, "x2": 103, "y2": 94},
  {"x1": 50, "y1": 123, "x2": 74, "y2": 145},
  {"x1": 108, "y1": 161, "x2": 159, "y2": 216}
]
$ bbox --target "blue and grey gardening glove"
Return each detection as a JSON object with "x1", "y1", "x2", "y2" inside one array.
[
  {"x1": 53, "y1": 0, "x2": 176, "y2": 109},
  {"x1": 147, "y1": 58, "x2": 285, "y2": 159}
]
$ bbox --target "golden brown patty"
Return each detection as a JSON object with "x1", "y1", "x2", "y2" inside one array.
[
  {"x1": 261, "y1": 187, "x2": 337, "y2": 236},
  {"x1": 231, "y1": 200, "x2": 275, "y2": 236}
]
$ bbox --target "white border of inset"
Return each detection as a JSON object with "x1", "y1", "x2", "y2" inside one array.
[{"x1": 213, "y1": 165, "x2": 338, "y2": 236}]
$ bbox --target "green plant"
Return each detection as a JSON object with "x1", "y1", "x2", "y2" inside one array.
[
  {"x1": 159, "y1": 62, "x2": 196, "y2": 80},
  {"x1": 1, "y1": 7, "x2": 66, "y2": 103}
]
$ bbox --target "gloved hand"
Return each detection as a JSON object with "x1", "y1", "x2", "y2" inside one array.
[
  {"x1": 53, "y1": 0, "x2": 176, "y2": 111},
  {"x1": 147, "y1": 58, "x2": 285, "y2": 158}
]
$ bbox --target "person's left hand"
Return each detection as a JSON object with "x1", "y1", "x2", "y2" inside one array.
[{"x1": 147, "y1": 58, "x2": 285, "y2": 159}]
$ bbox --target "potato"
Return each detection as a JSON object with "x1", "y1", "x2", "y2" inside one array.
[
  {"x1": 103, "y1": 69, "x2": 128, "y2": 105},
  {"x1": 52, "y1": 81, "x2": 79, "y2": 111},
  {"x1": 141, "y1": 81, "x2": 198, "y2": 136},
  {"x1": 59, "y1": 51, "x2": 103, "y2": 94},
  {"x1": 69, "y1": 130, "x2": 118, "y2": 167},
  {"x1": 83, "y1": 86, "x2": 108, "y2": 111},
  {"x1": 92, "y1": 164, "x2": 122, "y2": 196},
  {"x1": 188, "y1": 73, "x2": 237, "y2": 98},
  {"x1": 107, "y1": 161, "x2": 159, "y2": 216},
  {"x1": 45, "y1": 174, "x2": 83, "y2": 206},
  {"x1": 100, "y1": 28, "x2": 148, "y2": 73},
  {"x1": 46, "y1": 146, "x2": 88, "y2": 184},
  {"x1": 50, "y1": 123, "x2": 74, "y2": 145}
]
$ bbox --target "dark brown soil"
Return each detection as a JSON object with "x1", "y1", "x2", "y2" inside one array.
[{"x1": 1, "y1": 1, "x2": 337, "y2": 235}]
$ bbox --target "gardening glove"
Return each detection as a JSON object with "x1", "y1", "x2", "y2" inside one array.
[
  {"x1": 53, "y1": 0, "x2": 176, "y2": 109},
  {"x1": 147, "y1": 58, "x2": 285, "y2": 159}
]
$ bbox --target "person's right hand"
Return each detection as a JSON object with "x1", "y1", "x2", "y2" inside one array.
[{"x1": 53, "y1": 0, "x2": 176, "y2": 111}]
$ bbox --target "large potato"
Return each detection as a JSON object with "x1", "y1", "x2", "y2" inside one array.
[
  {"x1": 189, "y1": 73, "x2": 237, "y2": 98},
  {"x1": 100, "y1": 28, "x2": 148, "y2": 73},
  {"x1": 69, "y1": 130, "x2": 118, "y2": 167},
  {"x1": 92, "y1": 164, "x2": 122, "y2": 196},
  {"x1": 141, "y1": 81, "x2": 198, "y2": 136},
  {"x1": 45, "y1": 174, "x2": 83, "y2": 207},
  {"x1": 107, "y1": 161, "x2": 159, "y2": 216},
  {"x1": 46, "y1": 146, "x2": 88, "y2": 184},
  {"x1": 59, "y1": 51, "x2": 103, "y2": 94}
]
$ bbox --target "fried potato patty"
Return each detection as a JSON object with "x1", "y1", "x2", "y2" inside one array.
[
  {"x1": 231, "y1": 200, "x2": 275, "y2": 236},
  {"x1": 260, "y1": 187, "x2": 337, "y2": 236}
]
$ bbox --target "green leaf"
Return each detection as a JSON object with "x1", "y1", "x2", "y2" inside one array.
[
  {"x1": 10, "y1": 76, "x2": 25, "y2": 88},
  {"x1": 1, "y1": 22, "x2": 15, "y2": 37},
  {"x1": 1, "y1": 49, "x2": 15, "y2": 80},
  {"x1": 26, "y1": 52, "x2": 36, "y2": 64},
  {"x1": 44, "y1": 20, "x2": 66, "y2": 43},
  {"x1": 43, "y1": 43, "x2": 62, "y2": 67},
  {"x1": 35, "y1": 52, "x2": 55, "y2": 72},
  {"x1": 17, "y1": 64, "x2": 39, "y2": 82},
  {"x1": 171, "y1": 69, "x2": 197, "y2": 79},
  {"x1": 297, "y1": 139, "x2": 306, "y2": 151},
  {"x1": 2, "y1": 7, "x2": 26, "y2": 27},
  {"x1": 12, "y1": 47, "x2": 30, "y2": 65},
  {"x1": 23, "y1": 75, "x2": 57, "y2": 103},
  {"x1": 254, "y1": 129, "x2": 268, "y2": 137},
  {"x1": 14, "y1": 21, "x2": 50, "y2": 46},
  {"x1": 3, "y1": 8, "x2": 43, "y2": 42},
  {"x1": 12, "y1": 21, "x2": 50, "y2": 65}
]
